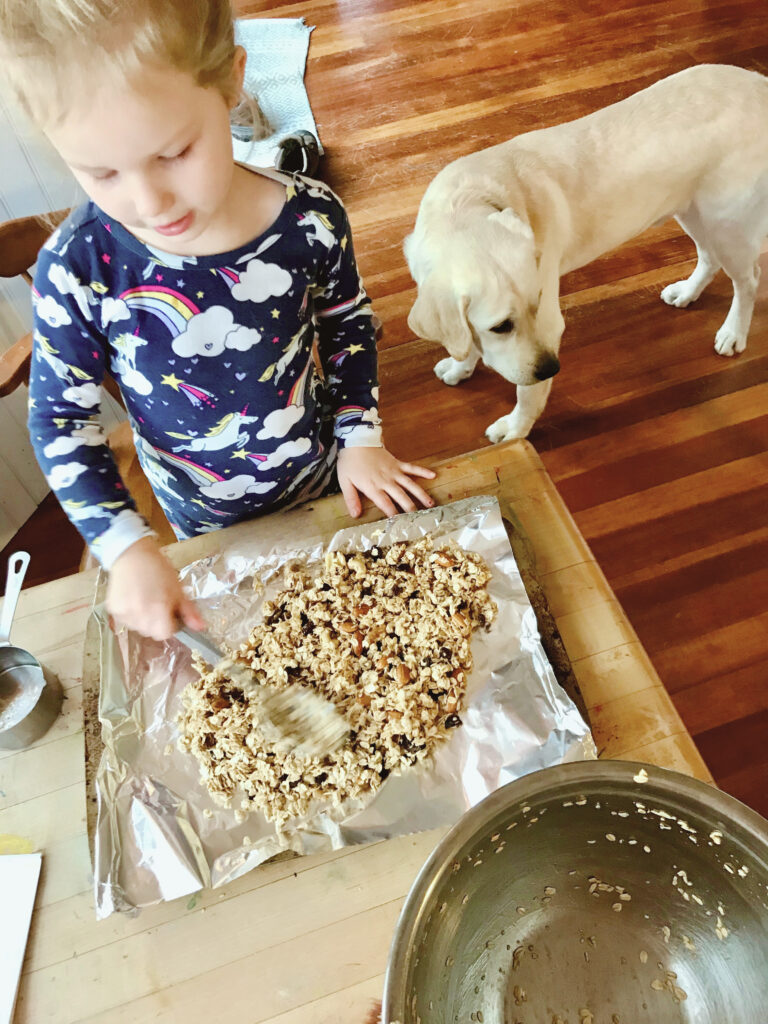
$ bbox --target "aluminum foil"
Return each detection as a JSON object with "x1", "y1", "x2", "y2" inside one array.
[{"x1": 91, "y1": 495, "x2": 596, "y2": 918}]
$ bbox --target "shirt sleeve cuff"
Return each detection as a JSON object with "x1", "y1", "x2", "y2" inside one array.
[
  {"x1": 90, "y1": 512, "x2": 157, "y2": 570},
  {"x1": 334, "y1": 423, "x2": 384, "y2": 449}
]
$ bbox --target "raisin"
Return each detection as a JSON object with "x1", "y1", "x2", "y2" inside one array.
[{"x1": 444, "y1": 714, "x2": 462, "y2": 729}]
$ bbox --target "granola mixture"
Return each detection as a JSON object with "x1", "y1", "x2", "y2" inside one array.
[{"x1": 177, "y1": 537, "x2": 497, "y2": 826}]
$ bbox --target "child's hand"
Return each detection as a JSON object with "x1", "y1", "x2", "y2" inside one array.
[
  {"x1": 337, "y1": 446, "x2": 436, "y2": 519},
  {"x1": 105, "y1": 536, "x2": 206, "y2": 641}
]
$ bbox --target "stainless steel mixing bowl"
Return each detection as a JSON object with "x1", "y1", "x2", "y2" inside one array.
[{"x1": 383, "y1": 761, "x2": 768, "y2": 1023}]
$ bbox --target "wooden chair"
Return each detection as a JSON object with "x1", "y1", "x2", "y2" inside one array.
[{"x1": 0, "y1": 210, "x2": 176, "y2": 569}]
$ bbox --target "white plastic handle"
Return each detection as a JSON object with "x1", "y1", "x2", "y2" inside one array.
[{"x1": 0, "y1": 550, "x2": 31, "y2": 646}]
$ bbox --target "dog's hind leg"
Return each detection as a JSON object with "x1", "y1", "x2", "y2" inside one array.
[
  {"x1": 661, "y1": 209, "x2": 721, "y2": 308},
  {"x1": 485, "y1": 379, "x2": 553, "y2": 443}
]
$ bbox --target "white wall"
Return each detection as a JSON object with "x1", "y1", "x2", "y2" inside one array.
[{"x1": 0, "y1": 91, "x2": 125, "y2": 548}]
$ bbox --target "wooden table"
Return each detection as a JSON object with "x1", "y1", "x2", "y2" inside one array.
[{"x1": 0, "y1": 441, "x2": 711, "y2": 1024}]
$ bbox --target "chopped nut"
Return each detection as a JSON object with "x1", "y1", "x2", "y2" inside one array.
[{"x1": 396, "y1": 664, "x2": 412, "y2": 685}]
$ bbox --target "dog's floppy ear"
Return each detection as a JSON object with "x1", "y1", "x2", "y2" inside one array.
[
  {"x1": 408, "y1": 286, "x2": 474, "y2": 361},
  {"x1": 403, "y1": 231, "x2": 430, "y2": 286}
]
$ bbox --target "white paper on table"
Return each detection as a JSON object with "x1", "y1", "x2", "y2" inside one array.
[{"x1": 0, "y1": 854, "x2": 41, "y2": 1024}]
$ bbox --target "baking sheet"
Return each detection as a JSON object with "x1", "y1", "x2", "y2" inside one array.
[{"x1": 91, "y1": 496, "x2": 596, "y2": 918}]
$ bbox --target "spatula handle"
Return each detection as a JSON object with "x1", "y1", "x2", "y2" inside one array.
[{"x1": 174, "y1": 625, "x2": 224, "y2": 666}]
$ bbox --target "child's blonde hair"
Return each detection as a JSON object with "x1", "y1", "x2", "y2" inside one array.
[{"x1": 0, "y1": 0, "x2": 269, "y2": 137}]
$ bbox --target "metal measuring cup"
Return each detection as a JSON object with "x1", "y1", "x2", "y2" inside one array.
[{"x1": 0, "y1": 551, "x2": 63, "y2": 750}]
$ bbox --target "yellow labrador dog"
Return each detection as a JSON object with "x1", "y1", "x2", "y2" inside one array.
[{"x1": 405, "y1": 64, "x2": 768, "y2": 441}]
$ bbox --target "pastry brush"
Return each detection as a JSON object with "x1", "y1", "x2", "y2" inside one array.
[{"x1": 175, "y1": 625, "x2": 349, "y2": 758}]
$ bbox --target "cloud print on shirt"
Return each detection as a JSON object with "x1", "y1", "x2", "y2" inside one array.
[
  {"x1": 47, "y1": 262, "x2": 97, "y2": 321},
  {"x1": 231, "y1": 259, "x2": 292, "y2": 303},
  {"x1": 256, "y1": 437, "x2": 312, "y2": 471},
  {"x1": 101, "y1": 297, "x2": 131, "y2": 328},
  {"x1": 172, "y1": 306, "x2": 261, "y2": 358},
  {"x1": 61, "y1": 383, "x2": 101, "y2": 408},
  {"x1": 256, "y1": 405, "x2": 304, "y2": 440},
  {"x1": 47, "y1": 461, "x2": 88, "y2": 490},
  {"x1": 36, "y1": 294, "x2": 71, "y2": 328},
  {"x1": 43, "y1": 423, "x2": 106, "y2": 458},
  {"x1": 199, "y1": 474, "x2": 278, "y2": 500}
]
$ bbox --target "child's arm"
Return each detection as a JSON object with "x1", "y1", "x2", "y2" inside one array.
[
  {"x1": 313, "y1": 199, "x2": 435, "y2": 517},
  {"x1": 28, "y1": 245, "x2": 203, "y2": 638}
]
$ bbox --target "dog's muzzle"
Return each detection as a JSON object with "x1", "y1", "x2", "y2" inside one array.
[{"x1": 533, "y1": 354, "x2": 561, "y2": 381}]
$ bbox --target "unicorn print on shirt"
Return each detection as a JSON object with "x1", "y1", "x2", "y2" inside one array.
[
  {"x1": 259, "y1": 323, "x2": 312, "y2": 383},
  {"x1": 167, "y1": 408, "x2": 260, "y2": 452},
  {"x1": 112, "y1": 331, "x2": 153, "y2": 395},
  {"x1": 297, "y1": 211, "x2": 335, "y2": 250},
  {"x1": 141, "y1": 243, "x2": 199, "y2": 280},
  {"x1": 34, "y1": 331, "x2": 92, "y2": 386}
]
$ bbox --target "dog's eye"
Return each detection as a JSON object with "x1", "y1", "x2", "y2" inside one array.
[{"x1": 489, "y1": 318, "x2": 514, "y2": 334}]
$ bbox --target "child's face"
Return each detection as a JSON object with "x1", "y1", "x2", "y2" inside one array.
[{"x1": 47, "y1": 64, "x2": 241, "y2": 255}]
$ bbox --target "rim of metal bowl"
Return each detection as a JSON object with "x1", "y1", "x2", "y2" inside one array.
[{"x1": 382, "y1": 759, "x2": 768, "y2": 1021}]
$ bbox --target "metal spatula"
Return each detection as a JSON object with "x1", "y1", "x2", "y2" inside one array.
[{"x1": 175, "y1": 625, "x2": 349, "y2": 758}]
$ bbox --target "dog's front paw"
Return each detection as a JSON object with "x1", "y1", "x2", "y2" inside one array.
[
  {"x1": 714, "y1": 325, "x2": 747, "y2": 357},
  {"x1": 485, "y1": 412, "x2": 532, "y2": 444},
  {"x1": 434, "y1": 357, "x2": 474, "y2": 386},
  {"x1": 661, "y1": 280, "x2": 698, "y2": 308}
]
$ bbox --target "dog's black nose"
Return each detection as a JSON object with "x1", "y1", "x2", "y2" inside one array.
[{"x1": 533, "y1": 354, "x2": 560, "y2": 380}]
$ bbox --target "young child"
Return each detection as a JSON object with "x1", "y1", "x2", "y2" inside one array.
[{"x1": 0, "y1": 0, "x2": 435, "y2": 641}]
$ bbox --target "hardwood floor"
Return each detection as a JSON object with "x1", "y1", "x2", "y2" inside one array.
[{"x1": 3, "y1": 0, "x2": 767, "y2": 813}]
